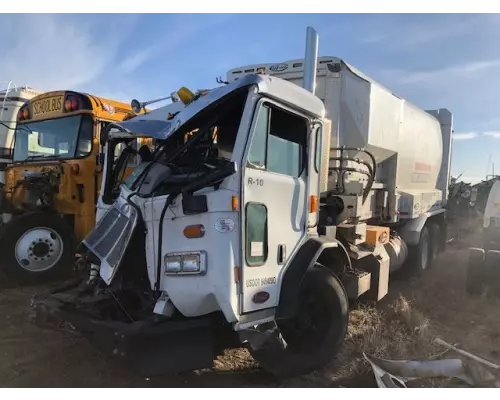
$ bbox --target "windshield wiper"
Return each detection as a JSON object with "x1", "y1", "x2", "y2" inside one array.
[
  {"x1": 19, "y1": 154, "x2": 58, "y2": 163},
  {"x1": 181, "y1": 161, "x2": 236, "y2": 196}
]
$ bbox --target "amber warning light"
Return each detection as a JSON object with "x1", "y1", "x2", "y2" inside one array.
[
  {"x1": 64, "y1": 97, "x2": 80, "y2": 112},
  {"x1": 17, "y1": 107, "x2": 29, "y2": 121},
  {"x1": 309, "y1": 195, "x2": 318, "y2": 213}
]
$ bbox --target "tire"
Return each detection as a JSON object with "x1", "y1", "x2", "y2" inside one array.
[
  {"x1": 0, "y1": 212, "x2": 76, "y2": 285},
  {"x1": 249, "y1": 266, "x2": 349, "y2": 379},
  {"x1": 485, "y1": 250, "x2": 500, "y2": 293},
  {"x1": 428, "y1": 222, "x2": 441, "y2": 269},
  {"x1": 404, "y1": 225, "x2": 432, "y2": 278},
  {"x1": 466, "y1": 248, "x2": 485, "y2": 295}
]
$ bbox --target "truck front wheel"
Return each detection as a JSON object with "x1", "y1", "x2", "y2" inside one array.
[
  {"x1": 249, "y1": 266, "x2": 349, "y2": 379},
  {"x1": 0, "y1": 212, "x2": 76, "y2": 285}
]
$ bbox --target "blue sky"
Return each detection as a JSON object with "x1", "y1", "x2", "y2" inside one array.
[{"x1": 0, "y1": 13, "x2": 498, "y2": 183}]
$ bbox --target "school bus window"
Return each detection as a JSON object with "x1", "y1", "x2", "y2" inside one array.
[
  {"x1": 76, "y1": 115, "x2": 93, "y2": 157},
  {"x1": 13, "y1": 114, "x2": 94, "y2": 162}
]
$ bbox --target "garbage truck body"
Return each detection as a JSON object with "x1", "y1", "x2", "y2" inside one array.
[{"x1": 32, "y1": 28, "x2": 453, "y2": 378}]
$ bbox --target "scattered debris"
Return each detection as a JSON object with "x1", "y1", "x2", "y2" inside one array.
[
  {"x1": 364, "y1": 353, "x2": 498, "y2": 388},
  {"x1": 433, "y1": 338, "x2": 500, "y2": 370}
]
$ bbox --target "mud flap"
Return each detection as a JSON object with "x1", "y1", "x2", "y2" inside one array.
[
  {"x1": 238, "y1": 321, "x2": 287, "y2": 352},
  {"x1": 32, "y1": 294, "x2": 215, "y2": 377}
]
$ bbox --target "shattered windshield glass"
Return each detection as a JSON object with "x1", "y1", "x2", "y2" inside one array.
[{"x1": 110, "y1": 119, "x2": 175, "y2": 140}]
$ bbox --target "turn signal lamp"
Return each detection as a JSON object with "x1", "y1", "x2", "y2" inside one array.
[
  {"x1": 232, "y1": 196, "x2": 239, "y2": 211},
  {"x1": 309, "y1": 194, "x2": 318, "y2": 213},
  {"x1": 183, "y1": 224, "x2": 205, "y2": 239}
]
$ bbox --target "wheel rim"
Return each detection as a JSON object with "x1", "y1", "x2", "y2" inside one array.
[
  {"x1": 421, "y1": 235, "x2": 429, "y2": 270},
  {"x1": 15, "y1": 227, "x2": 64, "y2": 272}
]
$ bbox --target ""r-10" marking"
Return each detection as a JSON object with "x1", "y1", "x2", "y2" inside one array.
[{"x1": 247, "y1": 177, "x2": 264, "y2": 186}]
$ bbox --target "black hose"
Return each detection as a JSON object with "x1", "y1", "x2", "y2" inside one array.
[{"x1": 155, "y1": 192, "x2": 179, "y2": 295}]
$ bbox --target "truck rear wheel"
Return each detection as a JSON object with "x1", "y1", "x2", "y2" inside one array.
[
  {"x1": 402, "y1": 225, "x2": 432, "y2": 278},
  {"x1": 249, "y1": 266, "x2": 349, "y2": 379},
  {"x1": 428, "y1": 222, "x2": 441, "y2": 267},
  {"x1": 466, "y1": 248, "x2": 485, "y2": 295},
  {"x1": 0, "y1": 212, "x2": 76, "y2": 285},
  {"x1": 485, "y1": 250, "x2": 500, "y2": 293}
]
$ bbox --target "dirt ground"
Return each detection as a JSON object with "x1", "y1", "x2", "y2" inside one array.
[{"x1": 1, "y1": 233, "x2": 499, "y2": 388}]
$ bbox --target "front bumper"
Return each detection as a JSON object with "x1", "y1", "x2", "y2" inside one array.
[{"x1": 31, "y1": 285, "x2": 216, "y2": 377}]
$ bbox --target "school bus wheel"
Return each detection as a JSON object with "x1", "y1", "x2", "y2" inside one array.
[{"x1": 0, "y1": 212, "x2": 76, "y2": 285}]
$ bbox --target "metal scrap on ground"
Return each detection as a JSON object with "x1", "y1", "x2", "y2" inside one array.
[{"x1": 364, "y1": 338, "x2": 500, "y2": 388}]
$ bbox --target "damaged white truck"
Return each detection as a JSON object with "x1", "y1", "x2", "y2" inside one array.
[{"x1": 32, "y1": 27, "x2": 453, "y2": 378}]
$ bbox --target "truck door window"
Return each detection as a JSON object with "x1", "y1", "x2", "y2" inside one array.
[
  {"x1": 247, "y1": 103, "x2": 308, "y2": 178},
  {"x1": 247, "y1": 107, "x2": 269, "y2": 168},
  {"x1": 315, "y1": 125, "x2": 322, "y2": 172},
  {"x1": 245, "y1": 202, "x2": 268, "y2": 266}
]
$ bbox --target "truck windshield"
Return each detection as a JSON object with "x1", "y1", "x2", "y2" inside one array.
[{"x1": 12, "y1": 114, "x2": 93, "y2": 162}]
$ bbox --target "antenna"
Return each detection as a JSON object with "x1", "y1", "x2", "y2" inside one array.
[{"x1": 486, "y1": 153, "x2": 492, "y2": 178}]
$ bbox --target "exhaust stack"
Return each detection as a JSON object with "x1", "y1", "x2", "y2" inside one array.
[{"x1": 303, "y1": 26, "x2": 319, "y2": 94}]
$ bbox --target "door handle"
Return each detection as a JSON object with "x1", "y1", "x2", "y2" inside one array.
[{"x1": 278, "y1": 244, "x2": 286, "y2": 265}]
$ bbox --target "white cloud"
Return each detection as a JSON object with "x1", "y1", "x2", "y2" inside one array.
[
  {"x1": 453, "y1": 132, "x2": 479, "y2": 140},
  {"x1": 0, "y1": 14, "x2": 123, "y2": 92},
  {"x1": 452, "y1": 131, "x2": 500, "y2": 140},
  {"x1": 117, "y1": 47, "x2": 159, "y2": 75},
  {"x1": 116, "y1": 14, "x2": 234, "y2": 77},
  {"x1": 384, "y1": 59, "x2": 500, "y2": 85},
  {"x1": 0, "y1": 14, "x2": 231, "y2": 106},
  {"x1": 359, "y1": 14, "x2": 497, "y2": 47}
]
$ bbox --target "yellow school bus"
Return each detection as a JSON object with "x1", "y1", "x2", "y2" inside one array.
[{"x1": 0, "y1": 90, "x2": 146, "y2": 284}]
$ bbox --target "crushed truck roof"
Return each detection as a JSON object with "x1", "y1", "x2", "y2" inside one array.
[{"x1": 108, "y1": 74, "x2": 325, "y2": 140}]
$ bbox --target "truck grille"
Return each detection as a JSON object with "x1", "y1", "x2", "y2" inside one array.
[
  {"x1": 94, "y1": 215, "x2": 128, "y2": 257},
  {"x1": 83, "y1": 203, "x2": 137, "y2": 271}
]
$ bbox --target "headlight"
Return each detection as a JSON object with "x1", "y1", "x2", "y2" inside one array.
[
  {"x1": 165, "y1": 255, "x2": 182, "y2": 273},
  {"x1": 164, "y1": 252, "x2": 206, "y2": 275},
  {"x1": 182, "y1": 254, "x2": 200, "y2": 272}
]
